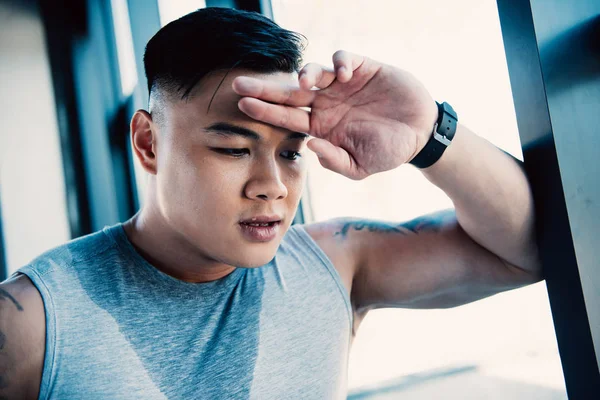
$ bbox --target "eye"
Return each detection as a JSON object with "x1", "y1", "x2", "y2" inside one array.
[
  {"x1": 281, "y1": 150, "x2": 302, "y2": 161},
  {"x1": 211, "y1": 148, "x2": 250, "y2": 158}
]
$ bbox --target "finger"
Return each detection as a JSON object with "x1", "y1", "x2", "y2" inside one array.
[
  {"x1": 298, "y1": 63, "x2": 336, "y2": 90},
  {"x1": 232, "y1": 77, "x2": 315, "y2": 107},
  {"x1": 238, "y1": 97, "x2": 310, "y2": 133},
  {"x1": 332, "y1": 50, "x2": 366, "y2": 83},
  {"x1": 307, "y1": 138, "x2": 358, "y2": 178}
]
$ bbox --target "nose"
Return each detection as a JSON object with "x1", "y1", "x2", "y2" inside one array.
[{"x1": 244, "y1": 158, "x2": 288, "y2": 201}]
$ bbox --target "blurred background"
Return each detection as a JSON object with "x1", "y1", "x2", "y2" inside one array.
[{"x1": 1, "y1": 0, "x2": 591, "y2": 398}]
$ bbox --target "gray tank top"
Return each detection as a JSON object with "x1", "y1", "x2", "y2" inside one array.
[{"x1": 17, "y1": 223, "x2": 352, "y2": 399}]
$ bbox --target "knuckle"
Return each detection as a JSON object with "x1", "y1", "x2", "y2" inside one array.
[
  {"x1": 278, "y1": 108, "x2": 290, "y2": 127},
  {"x1": 256, "y1": 103, "x2": 268, "y2": 121},
  {"x1": 257, "y1": 81, "x2": 265, "y2": 98},
  {"x1": 281, "y1": 87, "x2": 293, "y2": 103}
]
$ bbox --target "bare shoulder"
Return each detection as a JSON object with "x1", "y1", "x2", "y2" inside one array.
[
  {"x1": 0, "y1": 274, "x2": 45, "y2": 399},
  {"x1": 302, "y1": 219, "x2": 366, "y2": 302},
  {"x1": 304, "y1": 218, "x2": 381, "y2": 333}
]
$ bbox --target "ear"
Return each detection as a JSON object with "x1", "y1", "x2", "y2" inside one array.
[{"x1": 130, "y1": 110, "x2": 158, "y2": 175}]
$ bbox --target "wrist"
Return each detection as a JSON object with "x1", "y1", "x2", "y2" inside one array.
[
  {"x1": 421, "y1": 122, "x2": 465, "y2": 177},
  {"x1": 409, "y1": 101, "x2": 458, "y2": 169}
]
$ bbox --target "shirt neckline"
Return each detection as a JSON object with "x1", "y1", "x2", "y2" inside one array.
[{"x1": 103, "y1": 223, "x2": 247, "y2": 294}]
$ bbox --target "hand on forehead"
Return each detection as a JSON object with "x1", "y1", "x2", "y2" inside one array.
[
  {"x1": 191, "y1": 70, "x2": 299, "y2": 120},
  {"x1": 155, "y1": 69, "x2": 301, "y2": 143}
]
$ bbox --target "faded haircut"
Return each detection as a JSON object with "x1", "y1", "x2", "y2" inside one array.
[{"x1": 143, "y1": 7, "x2": 305, "y2": 105}]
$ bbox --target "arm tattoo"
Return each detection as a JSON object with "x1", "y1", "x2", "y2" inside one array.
[
  {"x1": 0, "y1": 288, "x2": 23, "y2": 311},
  {"x1": 334, "y1": 220, "x2": 408, "y2": 238},
  {"x1": 401, "y1": 209, "x2": 456, "y2": 233},
  {"x1": 334, "y1": 209, "x2": 456, "y2": 239}
]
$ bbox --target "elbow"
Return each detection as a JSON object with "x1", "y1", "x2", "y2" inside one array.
[{"x1": 501, "y1": 255, "x2": 544, "y2": 286}]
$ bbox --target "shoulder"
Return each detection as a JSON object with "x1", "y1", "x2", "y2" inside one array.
[
  {"x1": 302, "y1": 219, "x2": 377, "y2": 333},
  {"x1": 302, "y1": 217, "x2": 396, "y2": 272},
  {"x1": 0, "y1": 274, "x2": 45, "y2": 399},
  {"x1": 301, "y1": 219, "x2": 363, "y2": 298},
  {"x1": 24, "y1": 227, "x2": 117, "y2": 276},
  {"x1": 40, "y1": 227, "x2": 115, "y2": 262}
]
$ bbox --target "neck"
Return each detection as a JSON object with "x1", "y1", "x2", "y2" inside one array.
[{"x1": 123, "y1": 202, "x2": 237, "y2": 283}]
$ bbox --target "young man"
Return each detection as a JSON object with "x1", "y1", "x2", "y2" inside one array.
[{"x1": 0, "y1": 7, "x2": 542, "y2": 399}]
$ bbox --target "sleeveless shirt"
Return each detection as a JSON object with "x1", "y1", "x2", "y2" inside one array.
[{"x1": 17, "y1": 224, "x2": 352, "y2": 399}]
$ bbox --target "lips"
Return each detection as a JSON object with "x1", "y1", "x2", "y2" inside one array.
[
  {"x1": 239, "y1": 215, "x2": 282, "y2": 224},
  {"x1": 242, "y1": 222, "x2": 277, "y2": 227},
  {"x1": 239, "y1": 215, "x2": 282, "y2": 242}
]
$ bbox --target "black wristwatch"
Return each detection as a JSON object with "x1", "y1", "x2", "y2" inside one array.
[{"x1": 409, "y1": 101, "x2": 458, "y2": 169}]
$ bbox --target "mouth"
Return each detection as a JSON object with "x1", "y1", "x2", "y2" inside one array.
[{"x1": 239, "y1": 216, "x2": 282, "y2": 242}]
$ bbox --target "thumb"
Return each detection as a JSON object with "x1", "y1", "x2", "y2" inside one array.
[{"x1": 307, "y1": 138, "x2": 357, "y2": 178}]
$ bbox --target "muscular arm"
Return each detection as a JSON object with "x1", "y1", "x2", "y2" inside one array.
[
  {"x1": 421, "y1": 124, "x2": 542, "y2": 277},
  {"x1": 308, "y1": 209, "x2": 541, "y2": 318},
  {"x1": 308, "y1": 120, "x2": 543, "y2": 316},
  {"x1": 0, "y1": 275, "x2": 45, "y2": 399}
]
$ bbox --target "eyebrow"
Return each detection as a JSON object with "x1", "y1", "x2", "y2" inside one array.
[{"x1": 204, "y1": 122, "x2": 309, "y2": 141}]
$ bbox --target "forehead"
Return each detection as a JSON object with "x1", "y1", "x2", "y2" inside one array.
[{"x1": 164, "y1": 70, "x2": 296, "y2": 128}]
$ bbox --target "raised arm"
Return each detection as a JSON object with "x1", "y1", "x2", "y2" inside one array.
[
  {"x1": 351, "y1": 125, "x2": 542, "y2": 312},
  {"x1": 306, "y1": 124, "x2": 543, "y2": 311}
]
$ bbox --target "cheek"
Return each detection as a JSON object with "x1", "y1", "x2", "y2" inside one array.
[
  {"x1": 197, "y1": 166, "x2": 245, "y2": 206},
  {"x1": 284, "y1": 165, "x2": 307, "y2": 202},
  {"x1": 159, "y1": 148, "x2": 244, "y2": 214}
]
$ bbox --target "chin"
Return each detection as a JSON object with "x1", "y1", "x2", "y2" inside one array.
[
  {"x1": 239, "y1": 252, "x2": 279, "y2": 269},
  {"x1": 225, "y1": 242, "x2": 280, "y2": 269}
]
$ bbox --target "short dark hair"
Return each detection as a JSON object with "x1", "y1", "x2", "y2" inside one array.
[{"x1": 143, "y1": 7, "x2": 305, "y2": 100}]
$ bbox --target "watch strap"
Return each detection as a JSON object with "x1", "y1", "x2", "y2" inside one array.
[{"x1": 409, "y1": 101, "x2": 458, "y2": 169}]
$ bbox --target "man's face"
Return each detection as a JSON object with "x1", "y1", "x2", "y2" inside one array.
[{"x1": 152, "y1": 70, "x2": 307, "y2": 268}]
